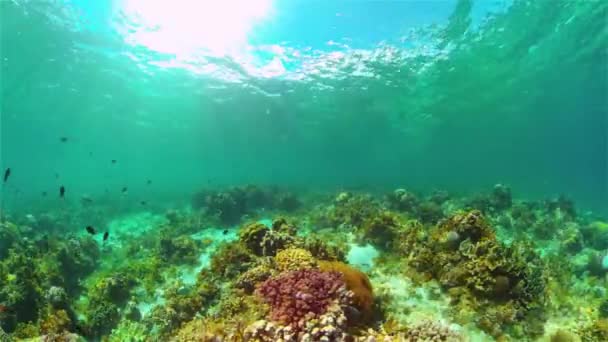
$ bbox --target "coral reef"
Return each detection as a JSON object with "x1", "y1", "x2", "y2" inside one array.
[
  {"x1": 239, "y1": 219, "x2": 296, "y2": 257},
  {"x1": 318, "y1": 261, "x2": 374, "y2": 321},
  {"x1": 401, "y1": 210, "x2": 547, "y2": 337},
  {"x1": 159, "y1": 234, "x2": 204, "y2": 265},
  {"x1": 274, "y1": 248, "x2": 316, "y2": 272},
  {"x1": 406, "y1": 320, "x2": 463, "y2": 341},
  {"x1": 256, "y1": 269, "x2": 352, "y2": 331},
  {"x1": 192, "y1": 186, "x2": 301, "y2": 225},
  {"x1": 1, "y1": 185, "x2": 607, "y2": 342}
]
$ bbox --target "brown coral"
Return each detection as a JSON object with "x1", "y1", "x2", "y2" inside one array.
[{"x1": 318, "y1": 261, "x2": 374, "y2": 321}]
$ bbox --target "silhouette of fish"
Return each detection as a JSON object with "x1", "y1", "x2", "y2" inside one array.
[
  {"x1": 59, "y1": 186, "x2": 65, "y2": 198},
  {"x1": 86, "y1": 226, "x2": 96, "y2": 235},
  {"x1": 3, "y1": 168, "x2": 10, "y2": 183},
  {"x1": 103, "y1": 231, "x2": 109, "y2": 241}
]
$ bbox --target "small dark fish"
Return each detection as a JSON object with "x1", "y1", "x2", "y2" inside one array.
[
  {"x1": 111, "y1": 160, "x2": 117, "y2": 164},
  {"x1": 59, "y1": 137, "x2": 68, "y2": 143},
  {"x1": 140, "y1": 201, "x2": 146, "y2": 206},
  {"x1": 222, "y1": 229, "x2": 228, "y2": 235},
  {"x1": 89, "y1": 152, "x2": 93, "y2": 157},
  {"x1": 146, "y1": 179, "x2": 152, "y2": 185},
  {"x1": 3, "y1": 168, "x2": 10, "y2": 183},
  {"x1": 42, "y1": 191, "x2": 47, "y2": 197},
  {"x1": 86, "y1": 226, "x2": 96, "y2": 235},
  {"x1": 103, "y1": 231, "x2": 109, "y2": 241},
  {"x1": 121, "y1": 187, "x2": 128, "y2": 193},
  {"x1": 59, "y1": 186, "x2": 65, "y2": 198}
]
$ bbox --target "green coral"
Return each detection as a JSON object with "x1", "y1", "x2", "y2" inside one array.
[
  {"x1": 159, "y1": 234, "x2": 204, "y2": 265},
  {"x1": 235, "y1": 263, "x2": 274, "y2": 294},
  {"x1": 238, "y1": 219, "x2": 296, "y2": 257},
  {"x1": 359, "y1": 210, "x2": 402, "y2": 249},
  {"x1": 402, "y1": 210, "x2": 547, "y2": 338},
  {"x1": 314, "y1": 193, "x2": 382, "y2": 229}
]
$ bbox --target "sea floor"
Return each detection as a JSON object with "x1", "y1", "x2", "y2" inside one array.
[{"x1": 0, "y1": 185, "x2": 607, "y2": 341}]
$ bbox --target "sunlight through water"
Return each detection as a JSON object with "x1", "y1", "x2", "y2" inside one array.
[{"x1": 118, "y1": 0, "x2": 273, "y2": 56}]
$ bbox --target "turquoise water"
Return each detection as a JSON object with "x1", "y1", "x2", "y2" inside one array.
[
  {"x1": 1, "y1": 0, "x2": 606, "y2": 213},
  {"x1": 1, "y1": 1, "x2": 607, "y2": 341}
]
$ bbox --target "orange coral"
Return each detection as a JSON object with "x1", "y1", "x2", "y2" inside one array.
[{"x1": 318, "y1": 261, "x2": 374, "y2": 321}]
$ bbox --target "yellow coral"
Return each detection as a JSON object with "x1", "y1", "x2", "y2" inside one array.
[{"x1": 274, "y1": 248, "x2": 316, "y2": 272}]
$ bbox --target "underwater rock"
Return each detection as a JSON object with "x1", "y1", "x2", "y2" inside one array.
[
  {"x1": 545, "y1": 195, "x2": 577, "y2": 219},
  {"x1": 490, "y1": 184, "x2": 512, "y2": 211},
  {"x1": 429, "y1": 190, "x2": 451, "y2": 205},
  {"x1": 386, "y1": 189, "x2": 420, "y2": 212},
  {"x1": 273, "y1": 191, "x2": 301, "y2": 212},
  {"x1": 415, "y1": 201, "x2": 444, "y2": 225}
]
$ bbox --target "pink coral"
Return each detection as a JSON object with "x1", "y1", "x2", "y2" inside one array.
[{"x1": 256, "y1": 269, "x2": 351, "y2": 330}]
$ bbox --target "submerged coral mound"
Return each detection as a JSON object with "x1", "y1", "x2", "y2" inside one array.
[{"x1": 0, "y1": 185, "x2": 606, "y2": 341}]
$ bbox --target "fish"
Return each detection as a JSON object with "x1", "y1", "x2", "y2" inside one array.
[
  {"x1": 146, "y1": 179, "x2": 152, "y2": 185},
  {"x1": 121, "y1": 187, "x2": 128, "y2": 193},
  {"x1": 140, "y1": 201, "x2": 147, "y2": 206},
  {"x1": 3, "y1": 168, "x2": 10, "y2": 183},
  {"x1": 42, "y1": 191, "x2": 47, "y2": 197},
  {"x1": 111, "y1": 160, "x2": 117, "y2": 164},
  {"x1": 103, "y1": 231, "x2": 109, "y2": 241},
  {"x1": 86, "y1": 226, "x2": 96, "y2": 235},
  {"x1": 59, "y1": 185, "x2": 65, "y2": 198},
  {"x1": 59, "y1": 137, "x2": 68, "y2": 143},
  {"x1": 222, "y1": 229, "x2": 229, "y2": 235},
  {"x1": 81, "y1": 195, "x2": 93, "y2": 204}
]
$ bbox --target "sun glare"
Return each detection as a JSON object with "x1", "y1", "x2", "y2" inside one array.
[{"x1": 120, "y1": 0, "x2": 272, "y2": 56}]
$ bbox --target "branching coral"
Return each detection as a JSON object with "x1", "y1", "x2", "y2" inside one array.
[
  {"x1": 406, "y1": 320, "x2": 463, "y2": 341},
  {"x1": 256, "y1": 269, "x2": 352, "y2": 331}
]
